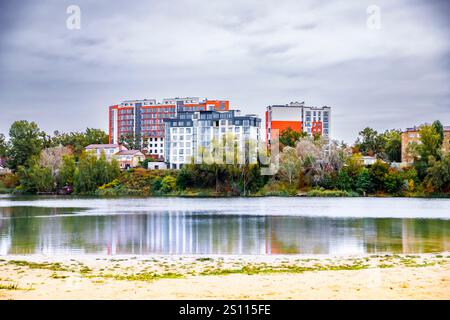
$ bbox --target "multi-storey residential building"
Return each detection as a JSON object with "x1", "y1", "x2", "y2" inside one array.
[
  {"x1": 265, "y1": 102, "x2": 331, "y2": 146},
  {"x1": 164, "y1": 110, "x2": 261, "y2": 169},
  {"x1": 108, "y1": 97, "x2": 229, "y2": 159},
  {"x1": 401, "y1": 124, "x2": 450, "y2": 163}
]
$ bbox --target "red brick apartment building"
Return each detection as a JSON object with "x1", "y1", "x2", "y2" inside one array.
[
  {"x1": 401, "y1": 125, "x2": 450, "y2": 163},
  {"x1": 108, "y1": 97, "x2": 229, "y2": 159}
]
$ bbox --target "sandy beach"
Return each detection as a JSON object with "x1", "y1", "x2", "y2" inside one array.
[{"x1": 0, "y1": 253, "x2": 449, "y2": 300}]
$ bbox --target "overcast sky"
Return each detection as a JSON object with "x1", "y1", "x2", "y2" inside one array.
[{"x1": 0, "y1": 0, "x2": 449, "y2": 143}]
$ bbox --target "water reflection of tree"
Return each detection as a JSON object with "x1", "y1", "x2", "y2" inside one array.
[
  {"x1": 1, "y1": 207, "x2": 449, "y2": 255},
  {"x1": 267, "y1": 217, "x2": 449, "y2": 255},
  {"x1": 358, "y1": 218, "x2": 449, "y2": 254},
  {"x1": 2, "y1": 207, "x2": 44, "y2": 254}
]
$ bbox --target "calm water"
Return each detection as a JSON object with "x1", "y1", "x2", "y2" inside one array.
[{"x1": 0, "y1": 195, "x2": 449, "y2": 255}]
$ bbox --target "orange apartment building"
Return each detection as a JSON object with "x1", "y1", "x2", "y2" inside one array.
[
  {"x1": 401, "y1": 125, "x2": 450, "y2": 163},
  {"x1": 265, "y1": 101, "x2": 331, "y2": 147},
  {"x1": 108, "y1": 97, "x2": 229, "y2": 159}
]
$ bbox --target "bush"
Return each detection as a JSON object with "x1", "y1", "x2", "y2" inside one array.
[
  {"x1": 161, "y1": 175, "x2": 177, "y2": 193},
  {"x1": 0, "y1": 173, "x2": 19, "y2": 189},
  {"x1": 258, "y1": 180, "x2": 297, "y2": 196}
]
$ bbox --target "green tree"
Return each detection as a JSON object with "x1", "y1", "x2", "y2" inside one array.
[
  {"x1": 152, "y1": 176, "x2": 163, "y2": 192},
  {"x1": 120, "y1": 134, "x2": 140, "y2": 150},
  {"x1": 411, "y1": 125, "x2": 442, "y2": 180},
  {"x1": 417, "y1": 125, "x2": 442, "y2": 162},
  {"x1": 7, "y1": 121, "x2": 43, "y2": 170},
  {"x1": 318, "y1": 173, "x2": 336, "y2": 190},
  {"x1": 355, "y1": 168, "x2": 372, "y2": 195},
  {"x1": 59, "y1": 154, "x2": 76, "y2": 187},
  {"x1": 74, "y1": 152, "x2": 98, "y2": 193},
  {"x1": 85, "y1": 128, "x2": 109, "y2": 145},
  {"x1": 176, "y1": 166, "x2": 193, "y2": 190},
  {"x1": 0, "y1": 133, "x2": 8, "y2": 157},
  {"x1": 355, "y1": 127, "x2": 384, "y2": 156},
  {"x1": 18, "y1": 162, "x2": 55, "y2": 193},
  {"x1": 344, "y1": 154, "x2": 364, "y2": 178},
  {"x1": 52, "y1": 128, "x2": 109, "y2": 156},
  {"x1": 432, "y1": 120, "x2": 444, "y2": 147},
  {"x1": 383, "y1": 169, "x2": 404, "y2": 195},
  {"x1": 424, "y1": 154, "x2": 450, "y2": 193},
  {"x1": 279, "y1": 127, "x2": 303, "y2": 148},
  {"x1": 382, "y1": 130, "x2": 402, "y2": 162},
  {"x1": 74, "y1": 152, "x2": 120, "y2": 193},
  {"x1": 368, "y1": 160, "x2": 390, "y2": 192},
  {"x1": 336, "y1": 170, "x2": 352, "y2": 191}
]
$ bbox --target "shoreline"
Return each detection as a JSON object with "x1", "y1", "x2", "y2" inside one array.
[
  {"x1": 1, "y1": 253, "x2": 449, "y2": 300},
  {"x1": 1, "y1": 191, "x2": 449, "y2": 199}
]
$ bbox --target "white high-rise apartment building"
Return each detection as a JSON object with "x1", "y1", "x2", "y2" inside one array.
[{"x1": 164, "y1": 110, "x2": 261, "y2": 169}]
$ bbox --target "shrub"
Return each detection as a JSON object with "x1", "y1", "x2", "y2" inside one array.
[
  {"x1": 161, "y1": 175, "x2": 177, "y2": 193},
  {"x1": 0, "y1": 173, "x2": 19, "y2": 189}
]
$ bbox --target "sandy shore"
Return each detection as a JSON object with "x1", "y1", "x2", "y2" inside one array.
[{"x1": 0, "y1": 253, "x2": 449, "y2": 300}]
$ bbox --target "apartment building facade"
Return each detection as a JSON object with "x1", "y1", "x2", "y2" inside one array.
[
  {"x1": 401, "y1": 125, "x2": 450, "y2": 163},
  {"x1": 164, "y1": 110, "x2": 261, "y2": 169},
  {"x1": 265, "y1": 102, "x2": 331, "y2": 146},
  {"x1": 108, "y1": 97, "x2": 229, "y2": 159}
]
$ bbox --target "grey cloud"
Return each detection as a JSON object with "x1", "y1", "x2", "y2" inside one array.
[{"x1": 0, "y1": 0, "x2": 449, "y2": 144}]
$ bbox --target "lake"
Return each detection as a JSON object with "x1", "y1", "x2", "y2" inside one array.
[{"x1": 0, "y1": 195, "x2": 449, "y2": 255}]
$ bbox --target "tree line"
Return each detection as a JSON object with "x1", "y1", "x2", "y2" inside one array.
[
  {"x1": 0, "y1": 119, "x2": 448, "y2": 196},
  {"x1": 0, "y1": 120, "x2": 119, "y2": 194},
  {"x1": 274, "y1": 120, "x2": 448, "y2": 196}
]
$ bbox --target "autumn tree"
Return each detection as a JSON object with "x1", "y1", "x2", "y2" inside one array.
[
  {"x1": 278, "y1": 146, "x2": 301, "y2": 185},
  {"x1": 39, "y1": 146, "x2": 73, "y2": 179}
]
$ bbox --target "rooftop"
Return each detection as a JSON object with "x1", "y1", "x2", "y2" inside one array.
[
  {"x1": 404, "y1": 124, "x2": 450, "y2": 132},
  {"x1": 85, "y1": 144, "x2": 121, "y2": 149},
  {"x1": 115, "y1": 150, "x2": 143, "y2": 156}
]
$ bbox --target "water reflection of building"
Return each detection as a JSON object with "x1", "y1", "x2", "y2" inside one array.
[{"x1": 0, "y1": 207, "x2": 449, "y2": 255}]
